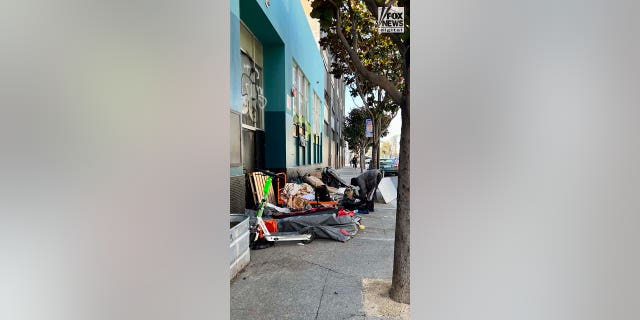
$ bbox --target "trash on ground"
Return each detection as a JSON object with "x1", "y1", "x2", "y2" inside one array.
[
  {"x1": 377, "y1": 177, "x2": 397, "y2": 204},
  {"x1": 301, "y1": 193, "x2": 316, "y2": 201},
  {"x1": 303, "y1": 175, "x2": 325, "y2": 189},
  {"x1": 276, "y1": 213, "x2": 362, "y2": 242},
  {"x1": 266, "y1": 203, "x2": 290, "y2": 213},
  {"x1": 245, "y1": 167, "x2": 367, "y2": 247}
]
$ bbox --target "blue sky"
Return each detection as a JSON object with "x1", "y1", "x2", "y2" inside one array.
[{"x1": 344, "y1": 87, "x2": 402, "y2": 141}]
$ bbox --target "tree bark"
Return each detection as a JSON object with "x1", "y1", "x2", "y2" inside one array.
[
  {"x1": 376, "y1": 116, "x2": 382, "y2": 165},
  {"x1": 371, "y1": 134, "x2": 379, "y2": 170},
  {"x1": 390, "y1": 71, "x2": 410, "y2": 305},
  {"x1": 370, "y1": 114, "x2": 384, "y2": 169}
]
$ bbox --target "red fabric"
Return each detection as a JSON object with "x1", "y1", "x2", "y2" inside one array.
[
  {"x1": 340, "y1": 229, "x2": 349, "y2": 236},
  {"x1": 309, "y1": 206, "x2": 335, "y2": 213},
  {"x1": 258, "y1": 219, "x2": 278, "y2": 239},
  {"x1": 337, "y1": 209, "x2": 354, "y2": 217},
  {"x1": 264, "y1": 219, "x2": 278, "y2": 233}
]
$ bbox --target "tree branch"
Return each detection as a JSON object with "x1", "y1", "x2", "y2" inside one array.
[
  {"x1": 363, "y1": 0, "x2": 407, "y2": 57},
  {"x1": 328, "y1": 0, "x2": 404, "y2": 104},
  {"x1": 347, "y1": 0, "x2": 358, "y2": 50}
]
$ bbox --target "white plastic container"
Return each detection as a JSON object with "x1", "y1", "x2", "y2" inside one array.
[{"x1": 230, "y1": 214, "x2": 250, "y2": 280}]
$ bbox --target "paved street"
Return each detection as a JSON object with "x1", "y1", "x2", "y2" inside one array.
[{"x1": 231, "y1": 167, "x2": 400, "y2": 320}]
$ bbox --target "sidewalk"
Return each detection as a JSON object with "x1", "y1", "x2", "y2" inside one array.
[{"x1": 230, "y1": 167, "x2": 399, "y2": 320}]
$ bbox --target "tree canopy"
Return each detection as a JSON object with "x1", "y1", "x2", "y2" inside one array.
[
  {"x1": 343, "y1": 106, "x2": 392, "y2": 155},
  {"x1": 310, "y1": 0, "x2": 409, "y2": 104}
]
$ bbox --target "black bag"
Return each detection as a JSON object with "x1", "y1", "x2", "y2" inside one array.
[
  {"x1": 314, "y1": 185, "x2": 332, "y2": 202},
  {"x1": 340, "y1": 198, "x2": 359, "y2": 210}
]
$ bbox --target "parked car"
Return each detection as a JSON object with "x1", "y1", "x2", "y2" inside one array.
[{"x1": 379, "y1": 158, "x2": 398, "y2": 175}]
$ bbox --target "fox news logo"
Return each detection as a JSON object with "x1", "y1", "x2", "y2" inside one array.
[{"x1": 377, "y1": 6, "x2": 404, "y2": 33}]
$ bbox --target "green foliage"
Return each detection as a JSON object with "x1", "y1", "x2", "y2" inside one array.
[
  {"x1": 343, "y1": 108, "x2": 371, "y2": 153},
  {"x1": 311, "y1": 0, "x2": 403, "y2": 163},
  {"x1": 381, "y1": 140, "x2": 393, "y2": 157},
  {"x1": 343, "y1": 107, "x2": 392, "y2": 153},
  {"x1": 312, "y1": 1, "x2": 404, "y2": 90}
]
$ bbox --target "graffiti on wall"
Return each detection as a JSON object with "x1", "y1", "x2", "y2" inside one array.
[{"x1": 241, "y1": 55, "x2": 267, "y2": 128}]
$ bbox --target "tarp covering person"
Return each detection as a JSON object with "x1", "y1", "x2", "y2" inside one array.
[
  {"x1": 350, "y1": 169, "x2": 383, "y2": 211},
  {"x1": 276, "y1": 213, "x2": 361, "y2": 242}
]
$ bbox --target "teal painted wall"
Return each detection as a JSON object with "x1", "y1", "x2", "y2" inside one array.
[
  {"x1": 263, "y1": 44, "x2": 287, "y2": 167},
  {"x1": 231, "y1": 0, "x2": 326, "y2": 170}
]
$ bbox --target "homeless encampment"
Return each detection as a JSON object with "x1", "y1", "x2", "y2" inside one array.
[
  {"x1": 279, "y1": 182, "x2": 315, "y2": 210},
  {"x1": 269, "y1": 206, "x2": 337, "y2": 218},
  {"x1": 276, "y1": 212, "x2": 360, "y2": 242},
  {"x1": 246, "y1": 167, "x2": 364, "y2": 243},
  {"x1": 322, "y1": 167, "x2": 350, "y2": 188},
  {"x1": 247, "y1": 207, "x2": 361, "y2": 242}
]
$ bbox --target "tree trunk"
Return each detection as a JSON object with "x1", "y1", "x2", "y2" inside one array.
[
  {"x1": 371, "y1": 142, "x2": 378, "y2": 169},
  {"x1": 390, "y1": 96, "x2": 410, "y2": 304},
  {"x1": 371, "y1": 117, "x2": 381, "y2": 169},
  {"x1": 390, "y1": 86, "x2": 410, "y2": 303},
  {"x1": 376, "y1": 117, "x2": 382, "y2": 167},
  {"x1": 359, "y1": 148, "x2": 365, "y2": 173},
  {"x1": 378, "y1": 118, "x2": 382, "y2": 160}
]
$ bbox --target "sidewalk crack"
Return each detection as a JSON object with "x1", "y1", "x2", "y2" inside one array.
[
  {"x1": 314, "y1": 269, "x2": 329, "y2": 320},
  {"x1": 300, "y1": 258, "x2": 354, "y2": 277},
  {"x1": 282, "y1": 252, "x2": 355, "y2": 278}
]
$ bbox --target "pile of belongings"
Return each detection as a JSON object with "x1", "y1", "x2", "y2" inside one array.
[
  {"x1": 248, "y1": 167, "x2": 367, "y2": 242},
  {"x1": 302, "y1": 175, "x2": 337, "y2": 201},
  {"x1": 277, "y1": 168, "x2": 349, "y2": 211},
  {"x1": 280, "y1": 182, "x2": 315, "y2": 210},
  {"x1": 249, "y1": 207, "x2": 362, "y2": 242},
  {"x1": 322, "y1": 166, "x2": 350, "y2": 188}
]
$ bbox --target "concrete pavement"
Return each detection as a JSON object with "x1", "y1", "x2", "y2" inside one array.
[{"x1": 230, "y1": 167, "x2": 400, "y2": 320}]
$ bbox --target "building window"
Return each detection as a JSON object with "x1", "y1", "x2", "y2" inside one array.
[
  {"x1": 331, "y1": 111, "x2": 336, "y2": 131},
  {"x1": 300, "y1": 72, "x2": 309, "y2": 122},
  {"x1": 241, "y1": 53, "x2": 264, "y2": 129},
  {"x1": 313, "y1": 93, "x2": 322, "y2": 164},
  {"x1": 292, "y1": 63, "x2": 298, "y2": 117},
  {"x1": 313, "y1": 93, "x2": 321, "y2": 135},
  {"x1": 324, "y1": 99, "x2": 329, "y2": 123},
  {"x1": 240, "y1": 23, "x2": 264, "y2": 130},
  {"x1": 293, "y1": 61, "x2": 309, "y2": 124}
]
